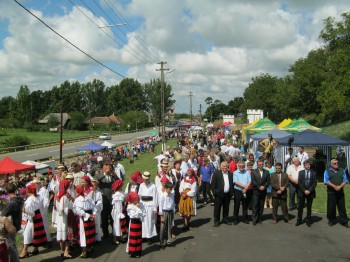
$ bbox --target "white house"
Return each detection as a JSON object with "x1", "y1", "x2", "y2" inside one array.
[{"x1": 247, "y1": 109, "x2": 263, "y2": 124}]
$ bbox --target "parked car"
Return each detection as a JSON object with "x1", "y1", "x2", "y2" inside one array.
[{"x1": 99, "y1": 133, "x2": 112, "y2": 140}]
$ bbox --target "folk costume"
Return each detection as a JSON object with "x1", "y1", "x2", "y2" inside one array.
[
  {"x1": 111, "y1": 180, "x2": 127, "y2": 242},
  {"x1": 87, "y1": 180, "x2": 103, "y2": 242},
  {"x1": 138, "y1": 172, "x2": 158, "y2": 239},
  {"x1": 126, "y1": 192, "x2": 145, "y2": 258},
  {"x1": 179, "y1": 169, "x2": 197, "y2": 230},
  {"x1": 158, "y1": 188, "x2": 175, "y2": 248},
  {"x1": 22, "y1": 184, "x2": 47, "y2": 255},
  {"x1": 73, "y1": 186, "x2": 97, "y2": 252}
]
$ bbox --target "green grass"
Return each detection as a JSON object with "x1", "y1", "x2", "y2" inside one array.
[
  {"x1": 0, "y1": 128, "x2": 103, "y2": 146},
  {"x1": 322, "y1": 120, "x2": 350, "y2": 141}
]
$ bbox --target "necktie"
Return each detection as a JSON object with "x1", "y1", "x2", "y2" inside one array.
[
  {"x1": 278, "y1": 173, "x2": 281, "y2": 187},
  {"x1": 306, "y1": 171, "x2": 310, "y2": 187}
]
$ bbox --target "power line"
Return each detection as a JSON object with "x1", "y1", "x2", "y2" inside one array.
[
  {"x1": 13, "y1": 0, "x2": 125, "y2": 78},
  {"x1": 103, "y1": 0, "x2": 160, "y2": 63}
]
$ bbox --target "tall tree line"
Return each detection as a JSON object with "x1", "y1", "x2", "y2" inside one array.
[
  {"x1": 204, "y1": 12, "x2": 350, "y2": 126},
  {"x1": 0, "y1": 78, "x2": 174, "y2": 129}
]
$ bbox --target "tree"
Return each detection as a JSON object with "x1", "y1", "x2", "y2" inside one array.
[
  {"x1": 241, "y1": 74, "x2": 281, "y2": 121},
  {"x1": 67, "y1": 111, "x2": 87, "y2": 131},
  {"x1": 14, "y1": 85, "x2": 31, "y2": 123},
  {"x1": 143, "y1": 79, "x2": 175, "y2": 125},
  {"x1": 204, "y1": 97, "x2": 214, "y2": 122},
  {"x1": 120, "y1": 110, "x2": 149, "y2": 130},
  {"x1": 227, "y1": 97, "x2": 244, "y2": 115}
]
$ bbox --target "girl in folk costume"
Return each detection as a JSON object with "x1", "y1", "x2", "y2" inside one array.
[
  {"x1": 124, "y1": 172, "x2": 142, "y2": 196},
  {"x1": 80, "y1": 175, "x2": 93, "y2": 196},
  {"x1": 170, "y1": 159, "x2": 183, "y2": 211},
  {"x1": 73, "y1": 185, "x2": 97, "y2": 258},
  {"x1": 55, "y1": 174, "x2": 75, "y2": 259},
  {"x1": 33, "y1": 177, "x2": 52, "y2": 247},
  {"x1": 88, "y1": 178, "x2": 103, "y2": 243},
  {"x1": 20, "y1": 184, "x2": 47, "y2": 258},
  {"x1": 138, "y1": 171, "x2": 158, "y2": 245},
  {"x1": 179, "y1": 168, "x2": 197, "y2": 231},
  {"x1": 111, "y1": 180, "x2": 127, "y2": 246},
  {"x1": 126, "y1": 192, "x2": 145, "y2": 258},
  {"x1": 51, "y1": 166, "x2": 66, "y2": 227}
]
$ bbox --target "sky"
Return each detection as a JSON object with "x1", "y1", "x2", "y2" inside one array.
[{"x1": 0, "y1": 0, "x2": 350, "y2": 114}]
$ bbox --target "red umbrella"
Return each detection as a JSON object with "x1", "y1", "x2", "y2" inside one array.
[{"x1": 0, "y1": 156, "x2": 35, "y2": 174}]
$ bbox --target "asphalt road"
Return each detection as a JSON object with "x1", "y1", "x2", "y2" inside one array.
[
  {"x1": 2, "y1": 130, "x2": 151, "y2": 163},
  {"x1": 22, "y1": 202, "x2": 350, "y2": 262}
]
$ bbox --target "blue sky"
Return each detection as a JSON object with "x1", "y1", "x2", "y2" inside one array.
[{"x1": 1, "y1": 0, "x2": 350, "y2": 114}]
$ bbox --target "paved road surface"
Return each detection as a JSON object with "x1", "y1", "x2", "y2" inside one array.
[
  {"x1": 22, "y1": 203, "x2": 350, "y2": 262},
  {"x1": 3, "y1": 130, "x2": 151, "y2": 163}
]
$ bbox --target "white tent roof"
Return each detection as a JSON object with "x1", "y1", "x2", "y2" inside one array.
[
  {"x1": 22, "y1": 160, "x2": 49, "y2": 170},
  {"x1": 101, "y1": 141, "x2": 116, "y2": 149}
]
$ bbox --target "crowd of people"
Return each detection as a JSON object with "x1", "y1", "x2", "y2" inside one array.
[{"x1": 0, "y1": 128, "x2": 348, "y2": 261}]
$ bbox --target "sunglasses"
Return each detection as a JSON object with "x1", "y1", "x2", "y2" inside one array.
[{"x1": 333, "y1": 162, "x2": 339, "y2": 165}]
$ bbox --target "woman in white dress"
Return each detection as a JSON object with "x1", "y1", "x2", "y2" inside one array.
[
  {"x1": 88, "y1": 178, "x2": 103, "y2": 243},
  {"x1": 20, "y1": 184, "x2": 47, "y2": 258},
  {"x1": 73, "y1": 185, "x2": 97, "y2": 258},
  {"x1": 111, "y1": 180, "x2": 127, "y2": 245},
  {"x1": 55, "y1": 174, "x2": 75, "y2": 259}
]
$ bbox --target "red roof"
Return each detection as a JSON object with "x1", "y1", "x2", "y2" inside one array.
[{"x1": 0, "y1": 156, "x2": 35, "y2": 174}]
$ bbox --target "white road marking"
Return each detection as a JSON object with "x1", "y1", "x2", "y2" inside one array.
[{"x1": 27, "y1": 154, "x2": 38, "y2": 156}]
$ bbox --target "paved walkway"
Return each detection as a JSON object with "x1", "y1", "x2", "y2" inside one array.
[{"x1": 22, "y1": 203, "x2": 350, "y2": 262}]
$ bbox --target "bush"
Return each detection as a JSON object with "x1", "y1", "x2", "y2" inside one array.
[{"x1": 3, "y1": 135, "x2": 31, "y2": 147}]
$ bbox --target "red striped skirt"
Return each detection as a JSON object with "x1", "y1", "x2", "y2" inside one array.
[
  {"x1": 120, "y1": 217, "x2": 127, "y2": 235},
  {"x1": 78, "y1": 210, "x2": 96, "y2": 248},
  {"x1": 128, "y1": 218, "x2": 142, "y2": 255},
  {"x1": 67, "y1": 210, "x2": 78, "y2": 241},
  {"x1": 33, "y1": 209, "x2": 48, "y2": 247}
]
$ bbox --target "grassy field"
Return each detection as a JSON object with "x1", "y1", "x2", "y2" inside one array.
[
  {"x1": 0, "y1": 128, "x2": 103, "y2": 146},
  {"x1": 322, "y1": 120, "x2": 350, "y2": 141}
]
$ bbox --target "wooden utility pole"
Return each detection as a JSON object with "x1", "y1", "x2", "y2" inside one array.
[
  {"x1": 59, "y1": 107, "x2": 63, "y2": 164},
  {"x1": 189, "y1": 91, "x2": 194, "y2": 124},
  {"x1": 156, "y1": 61, "x2": 169, "y2": 151}
]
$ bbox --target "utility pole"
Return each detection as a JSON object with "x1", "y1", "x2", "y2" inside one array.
[
  {"x1": 199, "y1": 104, "x2": 202, "y2": 123},
  {"x1": 156, "y1": 61, "x2": 169, "y2": 151},
  {"x1": 189, "y1": 91, "x2": 194, "y2": 124},
  {"x1": 59, "y1": 106, "x2": 63, "y2": 164}
]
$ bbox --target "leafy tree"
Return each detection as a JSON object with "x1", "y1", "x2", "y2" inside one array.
[
  {"x1": 67, "y1": 111, "x2": 87, "y2": 131},
  {"x1": 120, "y1": 110, "x2": 149, "y2": 130},
  {"x1": 14, "y1": 85, "x2": 31, "y2": 123},
  {"x1": 0, "y1": 96, "x2": 15, "y2": 119},
  {"x1": 227, "y1": 97, "x2": 244, "y2": 115},
  {"x1": 143, "y1": 79, "x2": 175, "y2": 125},
  {"x1": 241, "y1": 74, "x2": 281, "y2": 121}
]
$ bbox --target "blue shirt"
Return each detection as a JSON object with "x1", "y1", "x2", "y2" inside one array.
[
  {"x1": 233, "y1": 169, "x2": 251, "y2": 191},
  {"x1": 200, "y1": 165, "x2": 214, "y2": 182},
  {"x1": 324, "y1": 167, "x2": 349, "y2": 184}
]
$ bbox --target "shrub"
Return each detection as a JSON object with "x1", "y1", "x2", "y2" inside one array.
[{"x1": 3, "y1": 135, "x2": 31, "y2": 147}]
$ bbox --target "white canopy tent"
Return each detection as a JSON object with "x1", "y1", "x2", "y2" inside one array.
[
  {"x1": 22, "y1": 160, "x2": 50, "y2": 174},
  {"x1": 101, "y1": 141, "x2": 116, "y2": 149}
]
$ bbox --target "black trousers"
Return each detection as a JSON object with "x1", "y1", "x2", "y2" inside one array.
[
  {"x1": 327, "y1": 190, "x2": 348, "y2": 224},
  {"x1": 252, "y1": 190, "x2": 266, "y2": 223},
  {"x1": 233, "y1": 189, "x2": 249, "y2": 221},
  {"x1": 214, "y1": 193, "x2": 231, "y2": 223},
  {"x1": 288, "y1": 183, "x2": 299, "y2": 209},
  {"x1": 297, "y1": 195, "x2": 314, "y2": 222},
  {"x1": 272, "y1": 197, "x2": 288, "y2": 221},
  {"x1": 101, "y1": 200, "x2": 114, "y2": 236},
  {"x1": 202, "y1": 181, "x2": 213, "y2": 203}
]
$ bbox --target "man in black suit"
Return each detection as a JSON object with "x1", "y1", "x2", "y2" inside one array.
[
  {"x1": 251, "y1": 159, "x2": 270, "y2": 225},
  {"x1": 296, "y1": 160, "x2": 317, "y2": 227},
  {"x1": 211, "y1": 161, "x2": 234, "y2": 227}
]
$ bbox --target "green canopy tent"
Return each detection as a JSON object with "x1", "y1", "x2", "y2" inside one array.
[
  {"x1": 244, "y1": 118, "x2": 276, "y2": 142},
  {"x1": 282, "y1": 117, "x2": 321, "y2": 133}
]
